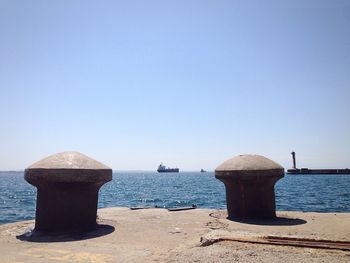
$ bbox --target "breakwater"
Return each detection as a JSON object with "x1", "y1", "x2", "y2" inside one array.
[{"x1": 287, "y1": 168, "x2": 350, "y2": 174}]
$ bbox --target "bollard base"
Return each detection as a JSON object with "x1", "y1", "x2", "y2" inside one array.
[
  {"x1": 220, "y1": 176, "x2": 281, "y2": 220},
  {"x1": 34, "y1": 183, "x2": 101, "y2": 233}
]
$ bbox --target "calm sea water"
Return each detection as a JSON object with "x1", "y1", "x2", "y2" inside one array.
[{"x1": 0, "y1": 171, "x2": 349, "y2": 224}]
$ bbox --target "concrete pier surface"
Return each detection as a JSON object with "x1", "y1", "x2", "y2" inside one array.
[{"x1": 0, "y1": 207, "x2": 349, "y2": 263}]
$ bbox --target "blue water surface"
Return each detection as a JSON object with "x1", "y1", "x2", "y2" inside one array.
[{"x1": 0, "y1": 171, "x2": 349, "y2": 224}]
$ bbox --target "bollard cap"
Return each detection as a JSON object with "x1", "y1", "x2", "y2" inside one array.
[
  {"x1": 25, "y1": 151, "x2": 112, "y2": 184},
  {"x1": 215, "y1": 154, "x2": 284, "y2": 178}
]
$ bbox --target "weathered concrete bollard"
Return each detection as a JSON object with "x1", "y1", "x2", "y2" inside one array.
[
  {"x1": 215, "y1": 155, "x2": 284, "y2": 220},
  {"x1": 25, "y1": 151, "x2": 112, "y2": 232}
]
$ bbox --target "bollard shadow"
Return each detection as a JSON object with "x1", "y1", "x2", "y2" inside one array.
[
  {"x1": 210, "y1": 210, "x2": 307, "y2": 226},
  {"x1": 227, "y1": 217, "x2": 307, "y2": 226},
  {"x1": 16, "y1": 224, "x2": 115, "y2": 243}
]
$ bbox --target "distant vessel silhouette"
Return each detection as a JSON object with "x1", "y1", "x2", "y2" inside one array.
[
  {"x1": 157, "y1": 163, "x2": 179, "y2": 173},
  {"x1": 200, "y1": 169, "x2": 206, "y2": 173}
]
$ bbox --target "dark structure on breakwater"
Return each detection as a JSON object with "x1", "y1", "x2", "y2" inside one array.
[{"x1": 287, "y1": 151, "x2": 350, "y2": 174}]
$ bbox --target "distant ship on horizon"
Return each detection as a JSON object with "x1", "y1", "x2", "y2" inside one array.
[{"x1": 157, "y1": 163, "x2": 179, "y2": 173}]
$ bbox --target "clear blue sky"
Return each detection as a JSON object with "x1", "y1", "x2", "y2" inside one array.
[{"x1": 1, "y1": 0, "x2": 349, "y2": 170}]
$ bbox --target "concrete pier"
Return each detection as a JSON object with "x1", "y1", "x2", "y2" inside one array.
[{"x1": 0, "y1": 208, "x2": 349, "y2": 263}]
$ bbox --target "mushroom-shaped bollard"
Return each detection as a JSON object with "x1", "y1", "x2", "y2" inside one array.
[
  {"x1": 25, "y1": 151, "x2": 112, "y2": 233},
  {"x1": 215, "y1": 155, "x2": 284, "y2": 220}
]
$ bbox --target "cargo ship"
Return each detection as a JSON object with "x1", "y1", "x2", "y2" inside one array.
[
  {"x1": 157, "y1": 163, "x2": 179, "y2": 173},
  {"x1": 286, "y1": 151, "x2": 350, "y2": 174}
]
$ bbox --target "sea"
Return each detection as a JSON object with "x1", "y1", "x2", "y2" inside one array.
[{"x1": 0, "y1": 171, "x2": 349, "y2": 225}]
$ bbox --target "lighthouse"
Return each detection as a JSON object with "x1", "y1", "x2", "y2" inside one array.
[{"x1": 291, "y1": 151, "x2": 296, "y2": 169}]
